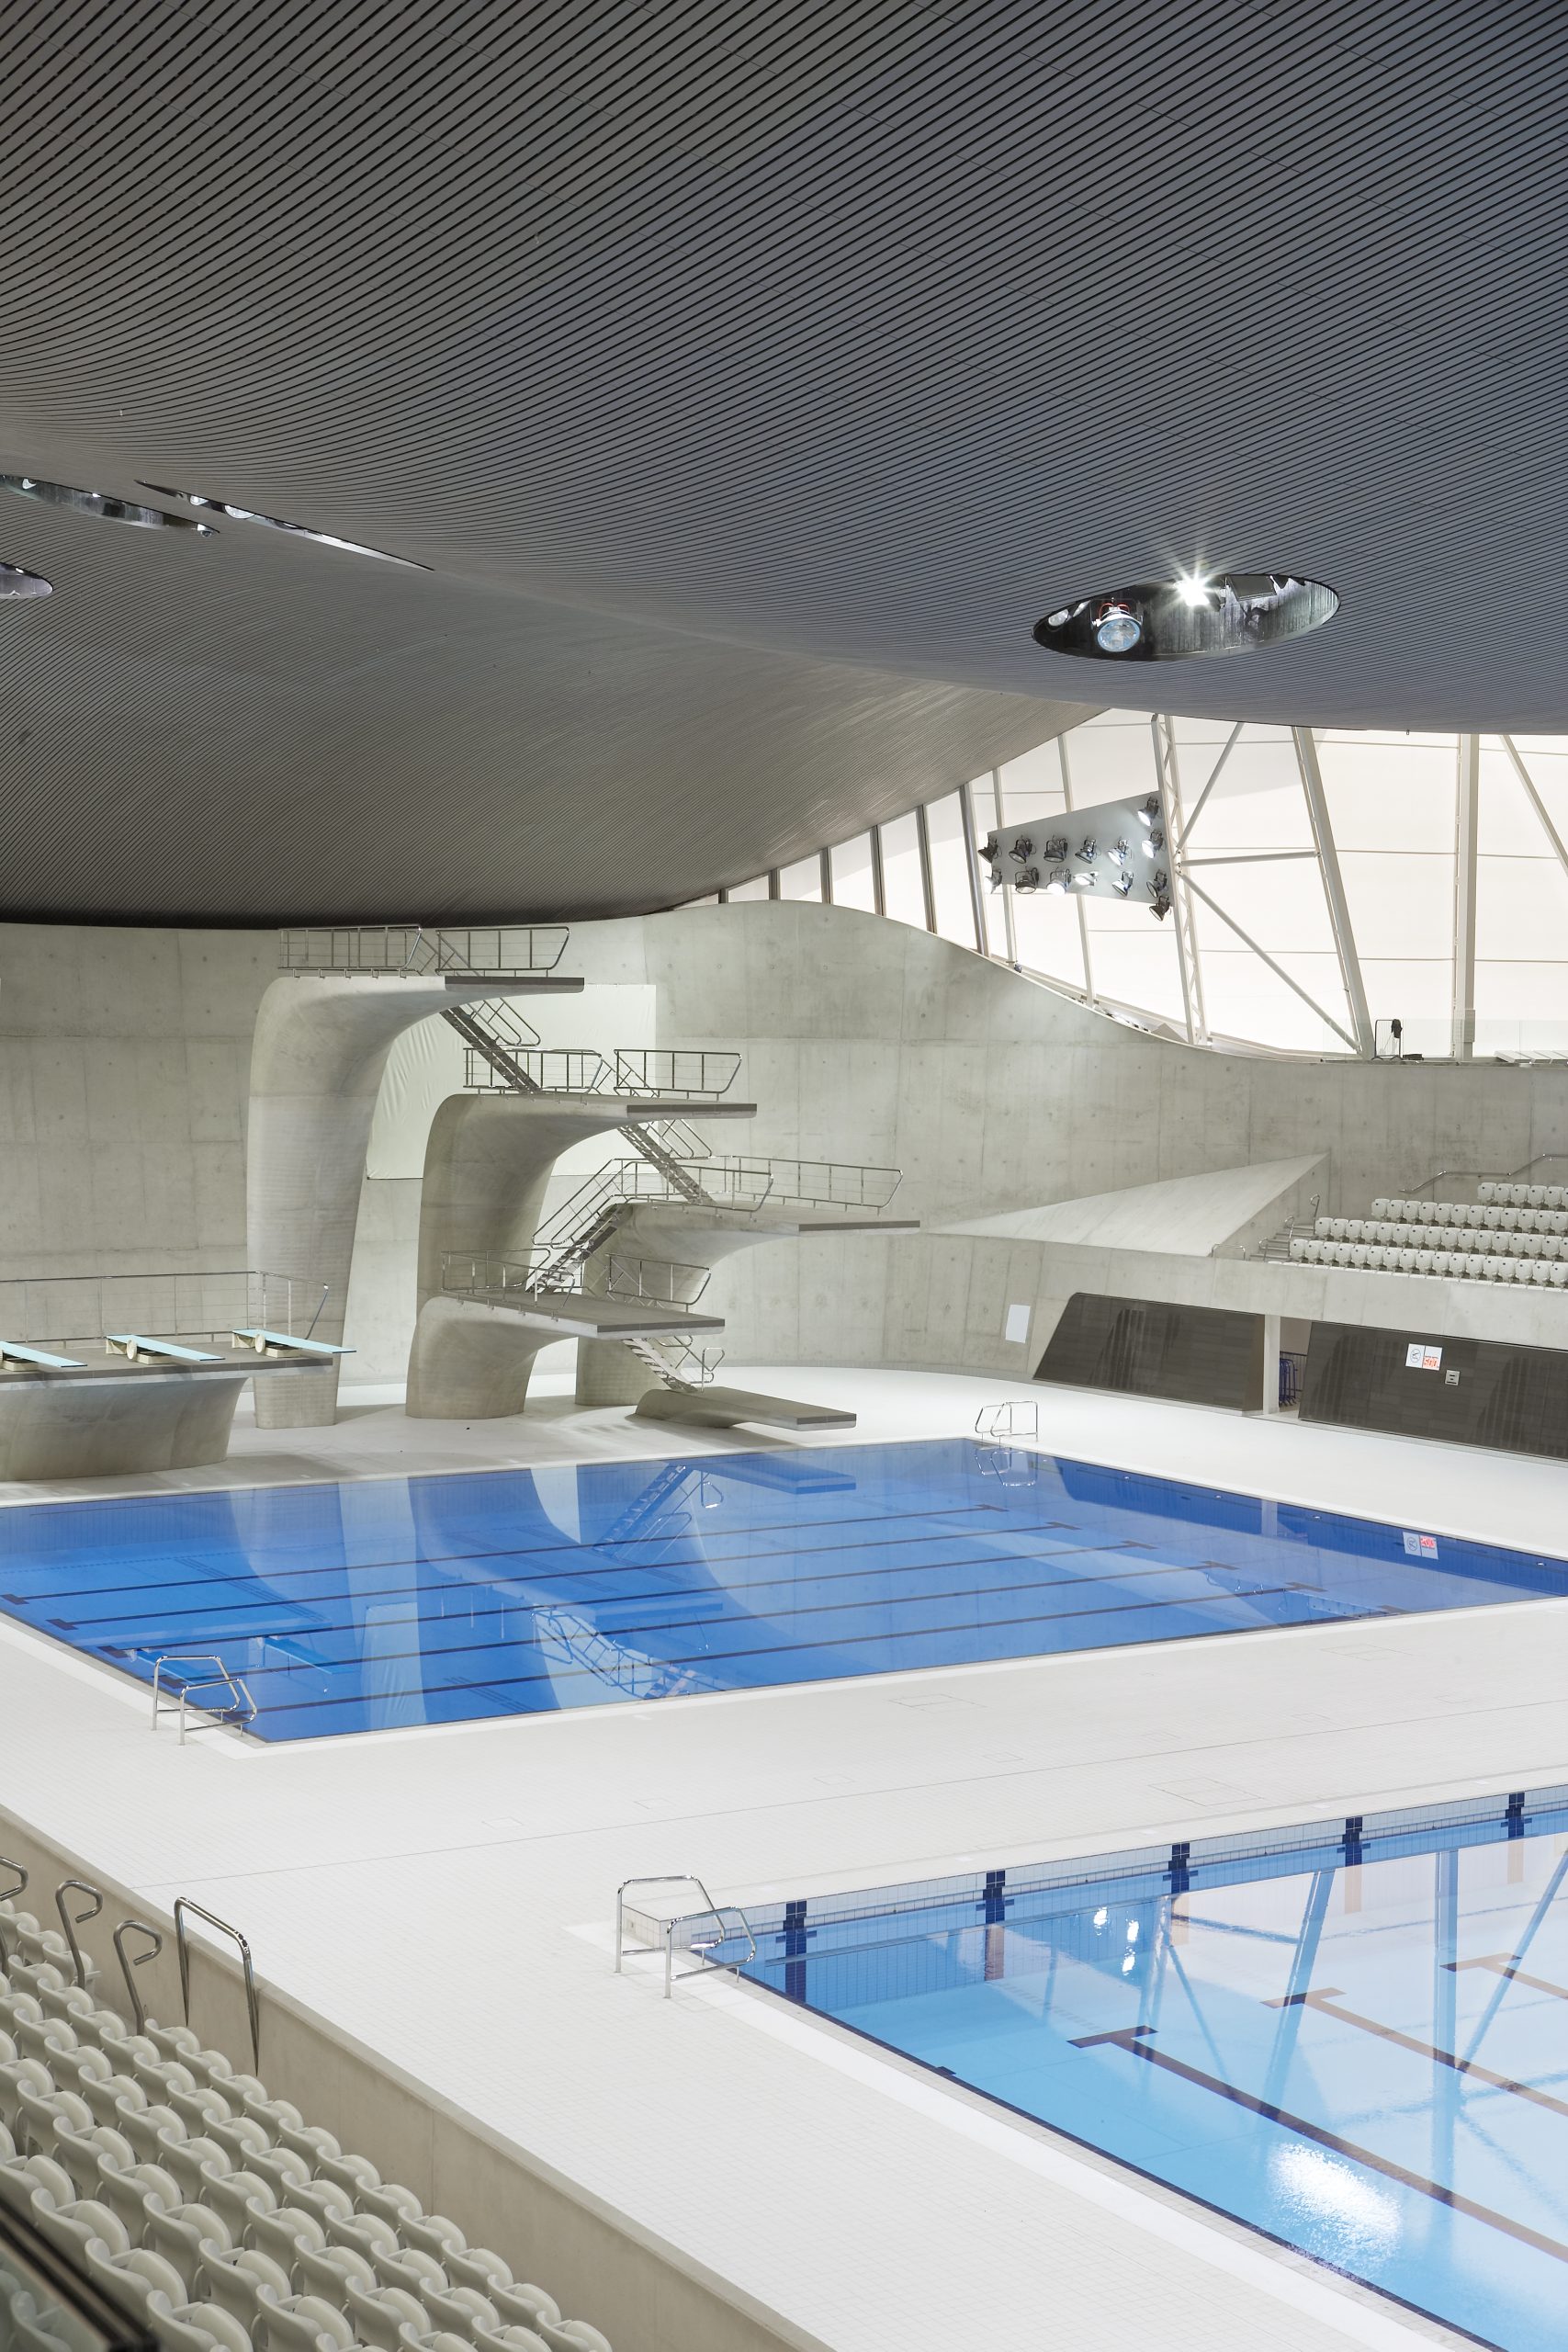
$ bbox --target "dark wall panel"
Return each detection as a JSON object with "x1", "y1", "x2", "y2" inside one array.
[
  {"x1": 1302, "y1": 1321, "x2": 1568, "y2": 1458},
  {"x1": 1035, "y1": 1295, "x2": 1264, "y2": 1412}
]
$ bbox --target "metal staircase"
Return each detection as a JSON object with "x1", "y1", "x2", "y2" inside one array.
[{"x1": 624, "y1": 1331, "x2": 726, "y2": 1389}]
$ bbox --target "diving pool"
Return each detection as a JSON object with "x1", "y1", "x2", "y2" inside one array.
[
  {"x1": 731, "y1": 1787, "x2": 1568, "y2": 2351},
  {"x1": 2, "y1": 1436, "x2": 1566, "y2": 1740}
]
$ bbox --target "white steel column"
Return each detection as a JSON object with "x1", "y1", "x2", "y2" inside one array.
[
  {"x1": 914, "y1": 802, "x2": 938, "y2": 933},
  {"x1": 1452, "y1": 732, "x2": 1480, "y2": 1059},
  {"x1": 1293, "y1": 727, "x2": 1374, "y2": 1056},
  {"x1": 1152, "y1": 715, "x2": 1207, "y2": 1045},
  {"x1": 991, "y1": 766, "x2": 1019, "y2": 967},
  {"x1": 958, "y1": 778, "x2": 988, "y2": 952},
  {"x1": 1057, "y1": 732, "x2": 1096, "y2": 1005}
]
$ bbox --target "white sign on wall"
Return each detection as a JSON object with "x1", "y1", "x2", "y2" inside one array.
[
  {"x1": 1404, "y1": 1342, "x2": 1443, "y2": 1371},
  {"x1": 1004, "y1": 1303, "x2": 1032, "y2": 1346}
]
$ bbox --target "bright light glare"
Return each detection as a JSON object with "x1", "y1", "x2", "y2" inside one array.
[{"x1": 1176, "y1": 573, "x2": 1211, "y2": 606}]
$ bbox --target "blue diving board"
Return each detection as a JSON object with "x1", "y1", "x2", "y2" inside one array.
[
  {"x1": 0, "y1": 1340, "x2": 86, "y2": 1370},
  {"x1": 106, "y1": 1334, "x2": 224, "y2": 1364},
  {"x1": 231, "y1": 1329, "x2": 354, "y2": 1358}
]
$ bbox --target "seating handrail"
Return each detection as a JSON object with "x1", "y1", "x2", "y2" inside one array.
[
  {"x1": 113, "y1": 1917, "x2": 164, "y2": 2034},
  {"x1": 175, "y1": 1895, "x2": 261, "y2": 2072},
  {"x1": 54, "y1": 1878, "x2": 105, "y2": 1989}
]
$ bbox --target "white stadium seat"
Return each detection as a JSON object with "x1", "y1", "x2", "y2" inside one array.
[{"x1": 1, "y1": 1900, "x2": 613, "y2": 2352}]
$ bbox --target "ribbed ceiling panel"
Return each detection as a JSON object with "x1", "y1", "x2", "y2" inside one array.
[{"x1": 0, "y1": 1, "x2": 1562, "y2": 920}]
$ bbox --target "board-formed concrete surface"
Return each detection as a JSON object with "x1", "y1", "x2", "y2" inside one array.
[{"x1": 245, "y1": 969, "x2": 584, "y2": 1429}]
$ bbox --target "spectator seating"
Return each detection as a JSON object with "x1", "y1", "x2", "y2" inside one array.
[
  {"x1": 1, "y1": 1896, "x2": 611, "y2": 2352},
  {"x1": 1287, "y1": 1193, "x2": 1568, "y2": 1282}
]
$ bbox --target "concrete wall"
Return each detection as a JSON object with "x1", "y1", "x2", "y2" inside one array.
[
  {"x1": 0, "y1": 923, "x2": 273, "y2": 1280},
  {"x1": 10, "y1": 907, "x2": 1568, "y2": 1392},
  {"x1": 626, "y1": 903, "x2": 1568, "y2": 1374}
]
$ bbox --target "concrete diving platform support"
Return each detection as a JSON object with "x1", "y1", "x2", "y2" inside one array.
[
  {"x1": 409, "y1": 1290, "x2": 725, "y2": 1421},
  {"x1": 0, "y1": 1351, "x2": 330, "y2": 1480}
]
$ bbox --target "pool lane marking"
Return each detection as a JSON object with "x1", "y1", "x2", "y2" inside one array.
[
  {"x1": 46, "y1": 1530, "x2": 1141, "y2": 1632},
  {"x1": 61, "y1": 1544, "x2": 1250, "y2": 1643},
  {"x1": 1070, "y1": 2025, "x2": 1568, "y2": 2267},
  {"x1": 224, "y1": 1581, "x2": 1325, "y2": 1717},
  {"x1": 1448, "y1": 1956, "x2": 1568, "y2": 2002},
  {"x1": 4, "y1": 1507, "x2": 1074, "y2": 1607},
  {"x1": 183, "y1": 1576, "x2": 1315, "y2": 1687},
  {"x1": 1263, "y1": 1988, "x2": 1568, "y2": 2120}
]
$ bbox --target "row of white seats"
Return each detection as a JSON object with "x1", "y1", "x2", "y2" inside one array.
[
  {"x1": 0, "y1": 1903, "x2": 609, "y2": 2352},
  {"x1": 1291, "y1": 1239, "x2": 1568, "y2": 1283},
  {"x1": 1478, "y1": 1182, "x2": 1568, "y2": 1207},
  {"x1": 1320, "y1": 1223, "x2": 1568, "y2": 1258},
  {"x1": 1360, "y1": 1202, "x2": 1568, "y2": 1235}
]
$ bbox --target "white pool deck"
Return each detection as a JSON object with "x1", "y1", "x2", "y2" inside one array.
[{"x1": 4, "y1": 1365, "x2": 1568, "y2": 2352}]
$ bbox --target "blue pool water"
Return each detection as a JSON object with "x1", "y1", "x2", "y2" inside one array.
[
  {"x1": 733, "y1": 1797, "x2": 1568, "y2": 2351},
  {"x1": 2, "y1": 1436, "x2": 1566, "y2": 1741}
]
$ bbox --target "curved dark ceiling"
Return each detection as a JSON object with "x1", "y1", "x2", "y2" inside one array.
[{"x1": 0, "y1": 0, "x2": 1563, "y2": 922}]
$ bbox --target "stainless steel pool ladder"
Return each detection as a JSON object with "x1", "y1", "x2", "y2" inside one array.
[
  {"x1": 615, "y1": 1874, "x2": 757, "y2": 1999},
  {"x1": 152, "y1": 1654, "x2": 257, "y2": 1742}
]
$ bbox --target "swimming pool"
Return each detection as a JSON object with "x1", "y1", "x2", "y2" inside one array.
[
  {"x1": 729, "y1": 1787, "x2": 1568, "y2": 2351},
  {"x1": 2, "y1": 1436, "x2": 1565, "y2": 1740}
]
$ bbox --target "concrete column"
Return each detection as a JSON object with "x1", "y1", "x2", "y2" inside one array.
[
  {"x1": 245, "y1": 974, "x2": 578, "y2": 1428},
  {"x1": 1260, "y1": 1309, "x2": 1281, "y2": 1414},
  {"x1": 406, "y1": 1092, "x2": 751, "y2": 1417}
]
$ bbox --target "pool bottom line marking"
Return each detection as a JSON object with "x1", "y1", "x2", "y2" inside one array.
[
  {"x1": 1262, "y1": 1987, "x2": 1568, "y2": 2119},
  {"x1": 1448, "y1": 1954, "x2": 1568, "y2": 2002},
  {"x1": 1071, "y1": 2025, "x2": 1568, "y2": 2266}
]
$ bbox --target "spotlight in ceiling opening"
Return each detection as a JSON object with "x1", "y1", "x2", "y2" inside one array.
[
  {"x1": 0, "y1": 474, "x2": 215, "y2": 533},
  {"x1": 1034, "y1": 571, "x2": 1337, "y2": 662},
  {"x1": 1093, "y1": 599, "x2": 1143, "y2": 653},
  {"x1": 139, "y1": 483, "x2": 427, "y2": 570},
  {"x1": 0, "y1": 563, "x2": 52, "y2": 599}
]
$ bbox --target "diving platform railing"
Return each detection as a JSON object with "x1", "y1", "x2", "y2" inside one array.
[
  {"x1": 277, "y1": 923, "x2": 570, "y2": 977},
  {"x1": 0, "y1": 1268, "x2": 324, "y2": 1363},
  {"x1": 461, "y1": 1046, "x2": 744, "y2": 1099},
  {"x1": 440, "y1": 1249, "x2": 712, "y2": 1309}
]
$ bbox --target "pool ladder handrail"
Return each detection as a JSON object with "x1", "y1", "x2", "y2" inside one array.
[
  {"x1": 152, "y1": 1653, "x2": 257, "y2": 1743},
  {"x1": 615, "y1": 1873, "x2": 758, "y2": 2000}
]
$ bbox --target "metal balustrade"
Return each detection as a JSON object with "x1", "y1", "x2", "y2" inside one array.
[
  {"x1": 612, "y1": 1049, "x2": 741, "y2": 1098},
  {"x1": 440, "y1": 1248, "x2": 712, "y2": 1310},
  {"x1": 277, "y1": 923, "x2": 568, "y2": 975},
  {"x1": 582, "y1": 1254, "x2": 711, "y2": 1307},
  {"x1": 687, "y1": 1156, "x2": 902, "y2": 1210},
  {"x1": 0, "y1": 1269, "x2": 321, "y2": 1353}
]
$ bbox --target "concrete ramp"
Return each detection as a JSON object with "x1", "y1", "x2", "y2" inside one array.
[
  {"x1": 633, "y1": 1384, "x2": 856, "y2": 1431},
  {"x1": 935, "y1": 1153, "x2": 1325, "y2": 1258}
]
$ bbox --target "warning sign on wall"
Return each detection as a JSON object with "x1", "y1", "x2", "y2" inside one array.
[{"x1": 1404, "y1": 1342, "x2": 1443, "y2": 1371}]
